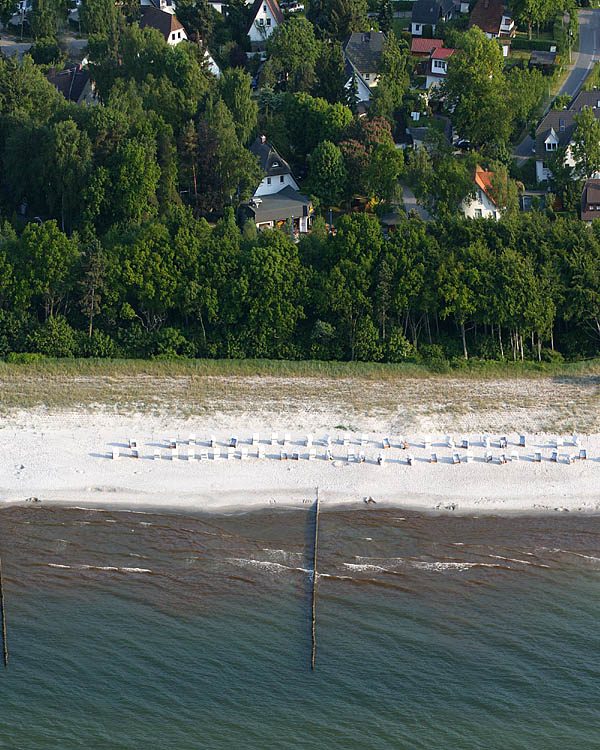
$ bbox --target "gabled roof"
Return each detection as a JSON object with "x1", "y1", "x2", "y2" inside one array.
[
  {"x1": 46, "y1": 65, "x2": 89, "y2": 103},
  {"x1": 535, "y1": 110, "x2": 576, "y2": 157},
  {"x1": 246, "y1": 185, "x2": 312, "y2": 223},
  {"x1": 474, "y1": 165, "x2": 497, "y2": 205},
  {"x1": 343, "y1": 31, "x2": 386, "y2": 74},
  {"x1": 140, "y1": 6, "x2": 184, "y2": 39},
  {"x1": 250, "y1": 136, "x2": 292, "y2": 177},
  {"x1": 247, "y1": 0, "x2": 284, "y2": 30},
  {"x1": 431, "y1": 47, "x2": 454, "y2": 60},
  {"x1": 581, "y1": 178, "x2": 600, "y2": 221},
  {"x1": 411, "y1": 0, "x2": 442, "y2": 25},
  {"x1": 468, "y1": 0, "x2": 506, "y2": 35},
  {"x1": 570, "y1": 90, "x2": 600, "y2": 111},
  {"x1": 411, "y1": 37, "x2": 443, "y2": 54}
]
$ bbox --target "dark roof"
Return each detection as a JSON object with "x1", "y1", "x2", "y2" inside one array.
[
  {"x1": 535, "y1": 110, "x2": 576, "y2": 157},
  {"x1": 529, "y1": 50, "x2": 557, "y2": 66},
  {"x1": 46, "y1": 65, "x2": 89, "y2": 103},
  {"x1": 246, "y1": 186, "x2": 312, "y2": 223},
  {"x1": 140, "y1": 7, "x2": 184, "y2": 40},
  {"x1": 570, "y1": 90, "x2": 600, "y2": 111},
  {"x1": 246, "y1": 0, "x2": 284, "y2": 31},
  {"x1": 411, "y1": 0, "x2": 442, "y2": 25},
  {"x1": 250, "y1": 136, "x2": 293, "y2": 177},
  {"x1": 343, "y1": 31, "x2": 385, "y2": 74},
  {"x1": 581, "y1": 179, "x2": 600, "y2": 221},
  {"x1": 468, "y1": 0, "x2": 506, "y2": 35}
]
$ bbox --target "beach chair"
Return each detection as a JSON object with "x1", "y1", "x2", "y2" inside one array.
[
  {"x1": 241, "y1": 447, "x2": 248, "y2": 460},
  {"x1": 112, "y1": 449, "x2": 119, "y2": 460},
  {"x1": 131, "y1": 448, "x2": 139, "y2": 459},
  {"x1": 210, "y1": 435, "x2": 216, "y2": 448},
  {"x1": 510, "y1": 451, "x2": 519, "y2": 462},
  {"x1": 580, "y1": 448, "x2": 587, "y2": 460},
  {"x1": 452, "y1": 452, "x2": 460, "y2": 465},
  {"x1": 430, "y1": 453, "x2": 437, "y2": 463},
  {"x1": 407, "y1": 453, "x2": 414, "y2": 466},
  {"x1": 324, "y1": 434, "x2": 331, "y2": 447},
  {"x1": 226, "y1": 446, "x2": 235, "y2": 460},
  {"x1": 258, "y1": 445, "x2": 265, "y2": 459},
  {"x1": 551, "y1": 450, "x2": 558, "y2": 463},
  {"x1": 213, "y1": 447, "x2": 221, "y2": 461},
  {"x1": 568, "y1": 454, "x2": 575, "y2": 465},
  {"x1": 347, "y1": 449, "x2": 356, "y2": 463},
  {"x1": 188, "y1": 447, "x2": 196, "y2": 462},
  {"x1": 230, "y1": 436, "x2": 238, "y2": 448},
  {"x1": 519, "y1": 434, "x2": 526, "y2": 447},
  {"x1": 306, "y1": 433, "x2": 313, "y2": 447},
  {"x1": 360, "y1": 433, "x2": 368, "y2": 446},
  {"x1": 343, "y1": 433, "x2": 350, "y2": 446},
  {"x1": 424, "y1": 435, "x2": 431, "y2": 450},
  {"x1": 573, "y1": 433, "x2": 580, "y2": 447},
  {"x1": 534, "y1": 451, "x2": 542, "y2": 463},
  {"x1": 129, "y1": 438, "x2": 137, "y2": 450},
  {"x1": 485, "y1": 451, "x2": 493, "y2": 463},
  {"x1": 169, "y1": 438, "x2": 176, "y2": 450},
  {"x1": 461, "y1": 438, "x2": 469, "y2": 450},
  {"x1": 377, "y1": 452, "x2": 385, "y2": 466},
  {"x1": 188, "y1": 433, "x2": 196, "y2": 445},
  {"x1": 271, "y1": 432, "x2": 278, "y2": 446},
  {"x1": 446, "y1": 435, "x2": 454, "y2": 449},
  {"x1": 358, "y1": 451, "x2": 365, "y2": 463},
  {"x1": 153, "y1": 447, "x2": 161, "y2": 461},
  {"x1": 499, "y1": 436, "x2": 507, "y2": 449},
  {"x1": 200, "y1": 448, "x2": 209, "y2": 461},
  {"x1": 292, "y1": 450, "x2": 300, "y2": 461},
  {"x1": 280, "y1": 449, "x2": 287, "y2": 461},
  {"x1": 171, "y1": 446, "x2": 178, "y2": 460},
  {"x1": 308, "y1": 447, "x2": 316, "y2": 461},
  {"x1": 252, "y1": 432, "x2": 259, "y2": 446},
  {"x1": 283, "y1": 433, "x2": 291, "y2": 445},
  {"x1": 555, "y1": 437, "x2": 563, "y2": 448},
  {"x1": 326, "y1": 448, "x2": 333, "y2": 461},
  {"x1": 398, "y1": 437, "x2": 407, "y2": 450},
  {"x1": 466, "y1": 451, "x2": 473, "y2": 464},
  {"x1": 499, "y1": 453, "x2": 507, "y2": 465},
  {"x1": 382, "y1": 437, "x2": 391, "y2": 450}
]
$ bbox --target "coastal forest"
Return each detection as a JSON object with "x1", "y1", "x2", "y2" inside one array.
[{"x1": 0, "y1": 1, "x2": 598, "y2": 367}]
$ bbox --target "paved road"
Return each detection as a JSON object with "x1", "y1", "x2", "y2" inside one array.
[
  {"x1": 402, "y1": 185, "x2": 433, "y2": 221},
  {"x1": 557, "y1": 8, "x2": 600, "y2": 99},
  {"x1": 0, "y1": 33, "x2": 87, "y2": 60}
]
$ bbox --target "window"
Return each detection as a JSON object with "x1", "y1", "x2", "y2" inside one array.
[
  {"x1": 280, "y1": 175, "x2": 284, "y2": 183},
  {"x1": 559, "y1": 118, "x2": 565, "y2": 131},
  {"x1": 266, "y1": 17, "x2": 271, "y2": 25},
  {"x1": 365, "y1": 72, "x2": 370, "y2": 80},
  {"x1": 475, "y1": 209, "x2": 482, "y2": 218},
  {"x1": 414, "y1": 23, "x2": 421, "y2": 30},
  {"x1": 259, "y1": 17, "x2": 264, "y2": 24},
  {"x1": 267, "y1": 177, "x2": 271, "y2": 184},
  {"x1": 171, "y1": 32, "x2": 176, "y2": 40},
  {"x1": 263, "y1": 3, "x2": 266, "y2": 8},
  {"x1": 178, "y1": 31, "x2": 181, "y2": 38},
  {"x1": 545, "y1": 141, "x2": 557, "y2": 151}
]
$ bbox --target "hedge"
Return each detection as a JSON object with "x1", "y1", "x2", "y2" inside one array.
[{"x1": 511, "y1": 37, "x2": 558, "y2": 52}]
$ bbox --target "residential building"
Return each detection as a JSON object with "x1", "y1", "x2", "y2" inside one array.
[
  {"x1": 343, "y1": 31, "x2": 386, "y2": 103},
  {"x1": 410, "y1": 37, "x2": 444, "y2": 57},
  {"x1": 534, "y1": 110, "x2": 576, "y2": 183},
  {"x1": 425, "y1": 46, "x2": 455, "y2": 88},
  {"x1": 411, "y1": 0, "x2": 453, "y2": 37},
  {"x1": 242, "y1": 136, "x2": 313, "y2": 233},
  {"x1": 46, "y1": 64, "x2": 97, "y2": 106},
  {"x1": 528, "y1": 50, "x2": 557, "y2": 74},
  {"x1": 581, "y1": 179, "x2": 600, "y2": 223},
  {"x1": 247, "y1": 0, "x2": 284, "y2": 49},
  {"x1": 468, "y1": 0, "x2": 514, "y2": 56},
  {"x1": 461, "y1": 165, "x2": 502, "y2": 220},
  {"x1": 140, "y1": 0, "x2": 176, "y2": 14},
  {"x1": 140, "y1": 6, "x2": 188, "y2": 44}
]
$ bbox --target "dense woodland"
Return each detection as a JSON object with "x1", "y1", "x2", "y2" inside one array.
[{"x1": 0, "y1": 0, "x2": 598, "y2": 365}]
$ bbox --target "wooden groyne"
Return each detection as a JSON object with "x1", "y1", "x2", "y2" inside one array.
[
  {"x1": 0, "y1": 554, "x2": 7, "y2": 667},
  {"x1": 311, "y1": 487, "x2": 320, "y2": 670}
]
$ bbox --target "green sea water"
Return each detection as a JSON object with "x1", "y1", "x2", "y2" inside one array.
[{"x1": 0, "y1": 506, "x2": 598, "y2": 748}]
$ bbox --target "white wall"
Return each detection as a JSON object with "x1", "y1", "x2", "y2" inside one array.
[
  {"x1": 167, "y1": 28, "x2": 188, "y2": 45},
  {"x1": 254, "y1": 173, "x2": 299, "y2": 197},
  {"x1": 344, "y1": 71, "x2": 372, "y2": 103},
  {"x1": 461, "y1": 187, "x2": 501, "y2": 220},
  {"x1": 249, "y1": 2, "x2": 279, "y2": 43}
]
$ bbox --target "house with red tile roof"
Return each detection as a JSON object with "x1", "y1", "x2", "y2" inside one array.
[
  {"x1": 425, "y1": 46, "x2": 455, "y2": 88},
  {"x1": 461, "y1": 165, "x2": 503, "y2": 220},
  {"x1": 468, "y1": 0, "x2": 514, "y2": 56},
  {"x1": 410, "y1": 37, "x2": 444, "y2": 56}
]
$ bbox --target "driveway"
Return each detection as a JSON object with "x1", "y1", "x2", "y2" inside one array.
[
  {"x1": 402, "y1": 185, "x2": 433, "y2": 221},
  {"x1": 557, "y1": 8, "x2": 600, "y2": 99}
]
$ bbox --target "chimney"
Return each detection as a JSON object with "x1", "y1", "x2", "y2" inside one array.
[
  {"x1": 260, "y1": 134, "x2": 266, "y2": 143},
  {"x1": 77, "y1": 63, "x2": 82, "y2": 71}
]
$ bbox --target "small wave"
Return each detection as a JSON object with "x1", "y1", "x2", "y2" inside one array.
[
  {"x1": 488, "y1": 555, "x2": 550, "y2": 568},
  {"x1": 343, "y1": 563, "x2": 388, "y2": 573},
  {"x1": 47, "y1": 563, "x2": 152, "y2": 573}
]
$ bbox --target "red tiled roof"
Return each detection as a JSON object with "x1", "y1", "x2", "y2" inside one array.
[
  {"x1": 411, "y1": 37, "x2": 443, "y2": 54},
  {"x1": 431, "y1": 47, "x2": 455, "y2": 60},
  {"x1": 474, "y1": 165, "x2": 498, "y2": 205}
]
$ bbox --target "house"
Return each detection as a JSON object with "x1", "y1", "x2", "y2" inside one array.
[
  {"x1": 46, "y1": 64, "x2": 97, "y2": 106},
  {"x1": 425, "y1": 47, "x2": 455, "y2": 88},
  {"x1": 411, "y1": 37, "x2": 444, "y2": 57},
  {"x1": 247, "y1": 0, "x2": 284, "y2": 50},
  {"x1": 242, "y1": 136, "x2": 313, "y2": 233},
  {"x1": 570, "y1": 90, "x2": 600, "y2": 112},
  {"x1": 411, "y1": 0, "x2": 453, "y2": 37},
  {"x1": 343, "y1": 31, "x2": 385, "y2": 103},
  {"x1": 140, "y1": 0, "x2": 175, "y2": 14},
  {"x1": 581, "y1": 179, "x2": 600, "y2": 223},
  {"x1": 534, "y1": 110, "x2": 576, "y2": 183},
  {"x1": 461, "y1": 165, "x2": 502, "y2": 220},
  {"x1": 528, "y1": 50, "x2": 557, "y2": 74},
  {"x1": 468, "y1": 0, "x2": 514, "y2": 56},
  {"x1": 140, "y1": 6, "x2": 188, "y2": 44}
]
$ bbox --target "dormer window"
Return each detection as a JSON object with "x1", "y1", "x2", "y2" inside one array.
[
  {"x1": 263, "y1": 3, "x2": 266, "y2": 9},
  {"x1": 545, "y1": 142, "x2": 557, "y2": 151},
  {"x1": 559, "y1": 118, "x2": 565, "y2": 131},
  {"x1": 365, "y1": 72, "x2": 370, "y2": 80}
]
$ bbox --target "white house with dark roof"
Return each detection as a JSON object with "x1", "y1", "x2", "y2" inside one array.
[
  {"x1": 411, "y1": 0, "x2": 453, "y2": 36},
  {"x1": 243, "y1": 135, "x2": 313, "y2": 233},
  {"x1": 247, "y1": 0, "x2": 284, "y2": 48},
  {"x1": 534, "y1": 110, "x2": 576, "y2": 183},
  {"x1": 343, "y1": 31, "x2": 385, "y2": 103},
  {"x1": 140, "y1": 6, "x2": 188, "y2": 44}
]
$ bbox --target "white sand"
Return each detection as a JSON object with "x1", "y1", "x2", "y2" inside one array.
[{"x1": 0, "y1": 410, "x2": 598, "y2": 515}]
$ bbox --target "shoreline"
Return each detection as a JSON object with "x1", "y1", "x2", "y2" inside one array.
[{"x1": 1, "y1": 411, "x2": 599, "y2": 517}]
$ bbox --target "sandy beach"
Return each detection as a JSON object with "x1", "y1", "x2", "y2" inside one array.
[{"x1": 1, "y1": 408, "x2": 599, "y2": 515}]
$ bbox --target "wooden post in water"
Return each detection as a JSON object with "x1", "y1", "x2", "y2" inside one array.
[
  {"x1": 0, "y1": 554, "x2": 7, "y2": 667},
  {"x1": 311, "y1": 487, "x2": 320, "y2": 670}
]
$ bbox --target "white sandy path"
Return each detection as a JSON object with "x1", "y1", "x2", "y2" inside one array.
[{"x1": 0, "y1": 411, "x2": 599, "y2": 515}]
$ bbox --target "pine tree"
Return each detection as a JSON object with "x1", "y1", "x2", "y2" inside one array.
[{"x1": 377, "y1": 0, "x2": 393, "y2": 34}]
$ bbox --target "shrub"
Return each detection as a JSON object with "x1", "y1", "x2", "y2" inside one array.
[
  {"x1": 27, "y1": 316, "x2": 77, "y2": 357},
  {"x1": 30, "y1": 37, "x2": 62, "y2": 65},
  {"x1": 354, "y1": 316, "x2": 383, "y2": 361},
  {"x1": 386, "y1": 328, "x2": 415, "y2": 362},
  {"x1": 79, "y1": 330, "x2": 116, "y2": 358},
  {"x1": 153, "y1": 327, "x2": 197, "y2": 358},
  {"x1": 5, "y1": 352, "x2": 46, "y2": 364}
]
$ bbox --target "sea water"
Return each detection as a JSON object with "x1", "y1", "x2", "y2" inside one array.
[{"x1": 0, "y1": 506, "x2": 598, "y2": 748}]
